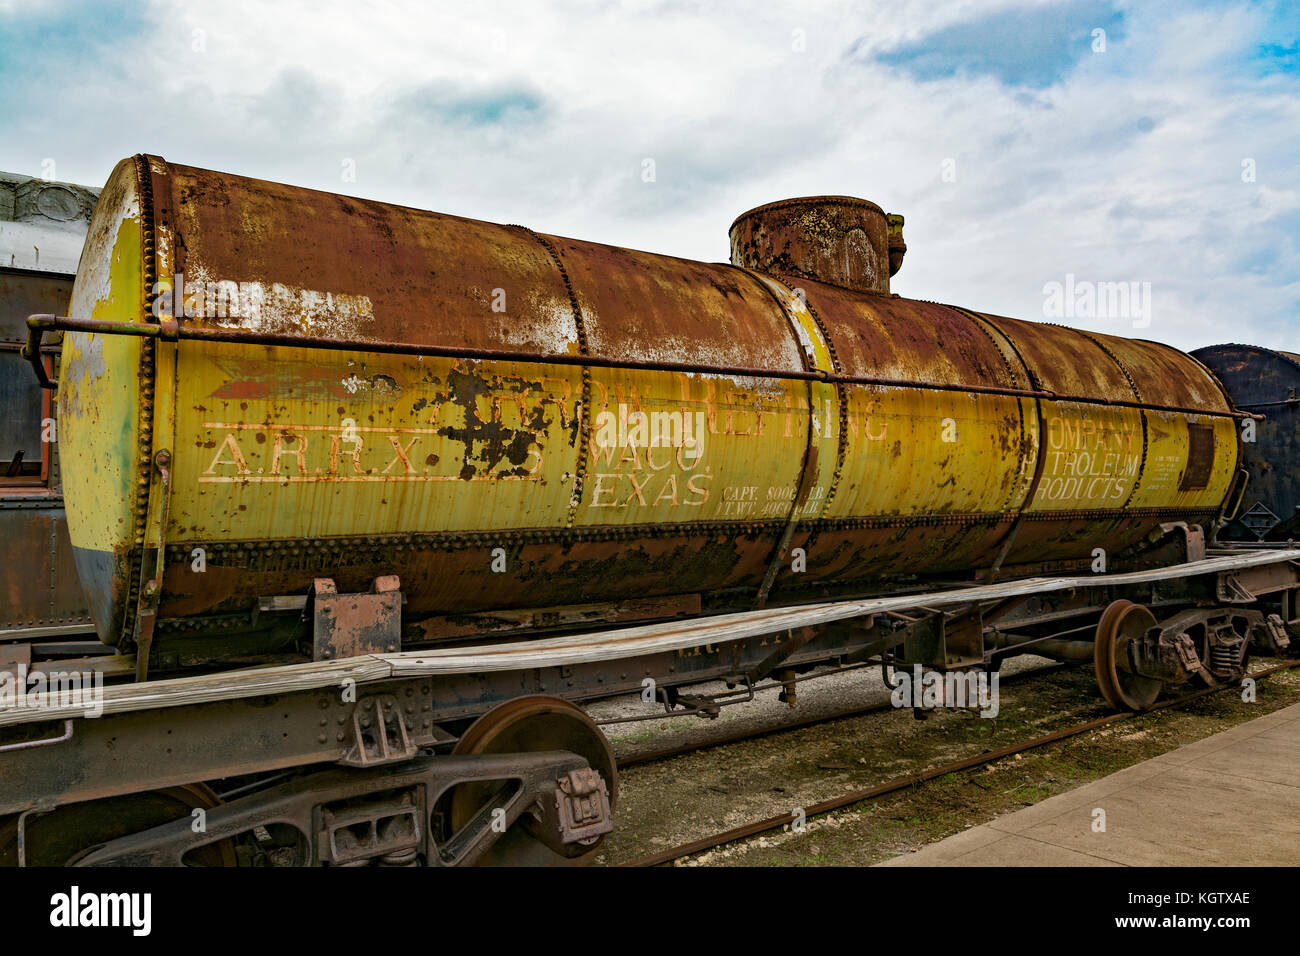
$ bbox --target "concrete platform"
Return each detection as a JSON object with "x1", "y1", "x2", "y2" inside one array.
[{"x1": 880, "y1": 701, "x2": 1300, "y2": 866}]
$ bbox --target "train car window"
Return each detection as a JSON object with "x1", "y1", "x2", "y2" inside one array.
[{"x1": 0, "y1": 348, "x2": 48, "y2": 485}]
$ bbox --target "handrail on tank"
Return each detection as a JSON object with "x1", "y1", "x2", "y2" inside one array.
[
  {"x1": 21, "y1": 315, "x2": 65, "y2": 389},
  {"x1": 23, "y1": 313, "x2": 1264, "y2": 420}
]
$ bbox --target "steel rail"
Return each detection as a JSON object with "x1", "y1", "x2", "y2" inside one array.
[{"x1": 617, "y1": 657, "x2": 1300, "y2": 867}]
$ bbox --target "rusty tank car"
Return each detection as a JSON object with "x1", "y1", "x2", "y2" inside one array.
[
  {"x1": 34, "y1": 158, "x2": 1241, "y2": 667},
  {"x1": 1192, "y1": 344, "x2": 1300, "y2": 541},
  {"x1": 6, "y1": 154, "x2": 1298, "y2": 867}
]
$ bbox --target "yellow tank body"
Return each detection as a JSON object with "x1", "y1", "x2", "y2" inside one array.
[{"x1": 55, "y1": 158, "x2": 1241, "y2": 650}]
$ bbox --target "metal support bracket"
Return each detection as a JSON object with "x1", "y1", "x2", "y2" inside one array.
[
  {"x1": 339, "y1": 694, "x2": 418, "y2": 767},
  {"x1": 899, "y1": 605, "x2": 985, "y2": 670},
  {"x1": 308, "y1": 575, "x2": 402, "y2": 662}
]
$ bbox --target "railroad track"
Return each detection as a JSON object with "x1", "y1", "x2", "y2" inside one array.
[{"x1": 618, "y1": 657, "x2": 1300, "y2": 867}]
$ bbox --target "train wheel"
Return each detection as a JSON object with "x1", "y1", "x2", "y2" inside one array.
[
  {"x1": 445, "y1": 695, "x2": 617, "y2": 866},
  {"x1": 0, "y1": 784, "x2": 236, "y2": 867},
  {"x1": 1094, "y1": 600, "x2": 1163, "y2": 711}
]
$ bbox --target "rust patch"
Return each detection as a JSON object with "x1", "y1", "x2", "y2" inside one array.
[{"x1": 433, "y1": 364, "x2": 554, "y2": 480}]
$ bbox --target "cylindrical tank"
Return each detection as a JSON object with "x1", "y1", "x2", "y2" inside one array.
[
  {"x1": 1192, "y1": 344, "x2": 1300, "y2": 539},
  {"x1": 58, "y1": 156, "x2": 1242, "y2": 649}
]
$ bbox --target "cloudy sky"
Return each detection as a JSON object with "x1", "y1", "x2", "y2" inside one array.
[{"x1": 2, "y1": 0, "x2": 1296, "y2": 351}]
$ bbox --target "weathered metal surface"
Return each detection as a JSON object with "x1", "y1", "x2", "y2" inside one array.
[
  {"x1": 0, "y1": 548, "x2": 1296, "y2": 823},
  {"x1": 544, "y1": 767, "x2": 615, "y2": 847},
  {"x1": 58, "y1": 158, "x2": 148, "y2": 639},
  {"x1": 415, "y1": 592, "x2": 701, "y2": 642},
  {"x1": 448, "y1": 694, "x2": 616, "y2": 863},
  {"x1": 337, "y1": 692, "x2": 418, "y2": 767},
  {"x1": 1193, "y1": 344, "x2": 1300, "y2": 539},
  {"x1": 5, "y1": 547, "x2": 1294, "y2": 735},
  {"x1": 0, "y1": 170, "x2": 97, "y2": 638},
  {"x1": 1, "y1": 272, "x2": 74, "y2": 345},
  {"x1": 309, "y1": 575, "x2": 402, "y2": 661},
  {"x1": 0, "y1": 505, "x2": 90, "y2": 631},
  {"x1": 67, "y1": 750, "x2": 598, "y2": 867},
  {"x1": 169, "y1": 164, "x2": 806, "y2": 371},
  {"x1": 53, "y1": 156, "x2": 1244, "y2": 653},
  {"x1": 729, "y1": 196, "x2": 898, "y2": 294}
]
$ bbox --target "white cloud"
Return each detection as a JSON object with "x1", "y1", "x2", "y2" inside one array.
[{"x1": 2, "y1": 0, "x2": 1296, "y2": 350}]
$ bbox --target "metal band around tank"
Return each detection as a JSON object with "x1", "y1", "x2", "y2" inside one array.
[
  {"x1": 118, "y1": 154, "x2": 165, "y2": 647},
  {"x1": 1072, "y1": 328, "x2": 1150, "y2": 508},
  {"x1": 948, "y1": 306, "x2": 1047, "y2": 579},
  {"x1": 740, "y1": 271, "x2": 839, "y2": 608},
  {"x1": 128, "y1": 155, "x2": 182, "y2": 671},
  {"x1": 508, "y1": 226, "x2": 593, "y2": 528}
]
